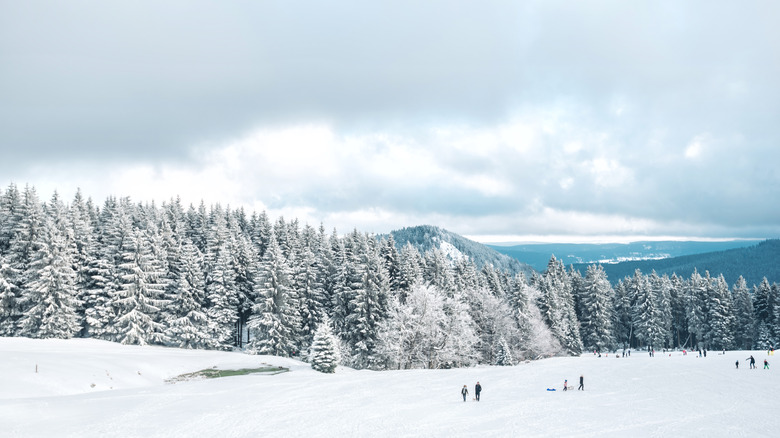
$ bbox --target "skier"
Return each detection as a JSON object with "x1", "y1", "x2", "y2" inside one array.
[
  {"x1": 563, "y1": 379, "x2": 568, "y2": 391},
  {"x1": 578, "y1": 375, "x2": 584, "y2": 391},
  {"x1": 475, "y1": 382, "x2": 482, "y2": 401},
  {"x1": 764, "y1": 359, "x2": 769, "y2": 369},
  {"x1": 746, "y1": 355, "x2": 756, "y2": 369},
  {"x1": 461, "y1": 385, "x2": 469, "y2": 401},
  {"x1": 735, "y1": 360, "x2": 739, "y2": 369}
]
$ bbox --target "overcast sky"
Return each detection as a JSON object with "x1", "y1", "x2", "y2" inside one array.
[{"x1": 1, "y1": 1, "x2": 779, "y2": 243}]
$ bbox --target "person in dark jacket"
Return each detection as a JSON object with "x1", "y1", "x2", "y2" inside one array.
[
  {"x1": 578, "y1": 375, "x2": 584, "y2": 391},
  {"x1": 475, "y1": 382, "x2": 482, "y2": 401},
  {"x1": 461, "y1": 385, "x2": 469, "y2": 401},
  {"x1": 747, "y1": 355, "x2": 756, "y2": 369}
]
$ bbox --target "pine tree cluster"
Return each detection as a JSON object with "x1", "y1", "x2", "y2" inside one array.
[{"x1": 1, "y1": 184, "x2": 778, "y2": 371}]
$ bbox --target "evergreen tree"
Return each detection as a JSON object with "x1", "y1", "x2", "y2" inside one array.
[
  {"x1": 612, "y1": 279, "x2": 633, "y2": 348},
  {"x1": 648, "y1": 271, "x2": 673, "y2": 348},
  {"x1": 82, "y1": 197, "x2": 124, "y2": 340},
  {"x1": 205, "y1": 244, "x2": 239, "y2": 349},
  {"x1": 345, "y1": 235, "x2": 390, "y2": 369},
  {"x1": 397, "y1": 242, "x2": 423, "y2": 301},
  {"x1": 424, "y1": 248, "x2": 456, "y2": 295},
  {"x1": 113, "y1": 228, "x2": 168, "y2": 345},
  {"x1": 247, "y1": 234, "x2": 298, "y2": 356},
  {"x1": 16, "y1": 212, "x2": 80, "y2": 338},
  {"x1": 0, "y1": 257, "x2": 16, "y2": 335},
  {"x1": 294, "y1": 243, "x2": 327, "y2": 349},
  {"x1": 165, "y1": 242, "x2": 213, "y2": 349},
  {"x1": 731, "y1": 276, "x2": 755, "y2": 349},
  {"x1": 69, "y1": 189, "x2": 97, "y2": 335},
  {"x1": 668, "y1": 273, "x2": 689, "y2": 348},
  {"x1": 309, "y1": 316, "x2": 340, "y2": 373},
  {"x1": 705, "y1": 274, "x2": 735, "y2": 350},
  {"x1": 686, "y1": 269, "x2": 710, "y2": 349},
  {"x1": 578, "y1": 265, "x2": 615, "y2": 352},
  {"x1": 495, "y1": 337, "x2": 514, "y2": 366},
  {"x1": 381, "y1": 235, "x2": 401, "y2": 293},
  {"x1": 5, "y1": 185, "x2": 46, "y2": 333},
  {"x1": 753, "y1": 277, "x2": 774, "y2": 349},
  {"x1": 536, "y1": 256, "x2": 582, "y2": 355}
]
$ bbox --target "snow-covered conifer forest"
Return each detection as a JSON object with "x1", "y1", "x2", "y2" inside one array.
[{"x1": 1, "y1": 183, "x2": 778, "y2": 369}]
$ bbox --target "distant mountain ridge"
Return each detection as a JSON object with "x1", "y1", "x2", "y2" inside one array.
[
  {"x1": 573, "y1": 239, "x2": 780, "y2": 287},
  {"x1": 488, "y1": 240, "x2": 761, "y2": 272},
  {"x1": 386, "y1": 225, "x2": 534, "y2": 276}
]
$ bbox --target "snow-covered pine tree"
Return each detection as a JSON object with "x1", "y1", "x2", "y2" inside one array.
[
  {"x1": 482, "y1": 264, "x2": 505, "y2": 297},
  {"x1": 345, "y1": 234, "x2": 390, "y2": 369},
  {"x1": 577, "y1": 264, "x2": 615, "y2": 353},
  {"x1": 165, "y1": 241, "x2": 213, "y2": 349},
  {"x1": 82, "y1": 196, "x2": 124, "y2": 340},
  {"x1": 294, "y1": 242, "x2": 327, "y2": 350},
  {"x1": 396, "y1": 242, "x2": 424, "y2": 302},
  {"x1": 771, "y1": 283, "x2": 780, "y2": 348},
  {"x1": 536, "y1": 256, "x2": 582, "y2": 355},
  {"x1": 185, "y1": 201, "x2": 209, "y2": 254},
  {"x1": 16, "y1": 209, "x2": 80, "y2": 339},
  {"x1": 668, "y1": 273, "x2": 689, "y2": 348},
  {"x1": 648, "y1": 271, "x2": 674, "y2": 348},
  {"x1": 68, "y1": 189, "x2": 98, "y2": 335},
  {"x1": 5, "y1": 185, "x2": 46, "y2": 334},
  {"x1": 705, "y1": 274, "x2": 735, "y2": 350},
  {"x1": 424, "y1": 247, "x2": 456, "y2": 296},
  {"x1": 494, "y1": 337, "x2": 513, "y2": 366},
  {"x1": 249, "y1": 210, "x2": 272, "y2": 259},
  {"x1": 685, "y1": 269, "x2": 710, "y2": 349},
  {"x1": 453, "y1": 257, "x2": 482, "y2": 292},
  {"x1": 327, "y1": 232, "x2": 352, "y2": 340},
  {"x1": 731, "y1": 276, "x2": 755, "y2": 350},
  {"x1": 0, "y1": 183, "x2": 23, "y2": 255},
  {"x1": 231, "y1": 232, "x2": 258, "y2": 348},
  {"x1": 752, "y1": 277, "x2": 775, "y2": 349},
  {"x1": 204, "y1": 206, "x2": 240, "y2": 349},
  {"x1": 309, "y1": 316, "x2": 340, "y2": 373},
  {"x1": 380, "y1": 235, "x2": 401, "y2": 293},
  {"x1": 113, "y1": 227, "x2": 168, "y2": 345},
  {"x1": 630, "y1": 270, "x2": 668, "y2": 350},
  {"x1": 246, "y1": 234, "x2": 298, "y2": 356},
  {"x1": 0, "y1": 256, "x2": 19, "y2": 335}
]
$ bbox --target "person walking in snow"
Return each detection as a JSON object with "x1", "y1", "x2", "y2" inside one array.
[
  {"x1": 578, "y1": 375, "x2": 584, "y2": 391},
  {"x1": 735, "y1": 360, "x2": 739, "y2": 369},
  {"x1": 764, "y1": 359, "x2": 769, "y2": 369},
  {"x1": 746, "y1": 355, "x2": 756, "y2": 369},
  {"x1": 563, "y1": 379, "x2": 568, "y2": 391},
  {"x1": 461, "y1": 385, "x2": 469, "y2": 401},
  {"x1": 475, "y1": 382, "x2": 482, "y2": 401}
]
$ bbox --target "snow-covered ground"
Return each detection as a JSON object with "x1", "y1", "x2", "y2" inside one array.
[{"x1": 1, "y1": 338, "x2": 776, "y2": 437}]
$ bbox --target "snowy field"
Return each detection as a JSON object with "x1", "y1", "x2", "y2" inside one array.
[{"x1": 1, "y1": 338, "x2": 776, "y2": 438}]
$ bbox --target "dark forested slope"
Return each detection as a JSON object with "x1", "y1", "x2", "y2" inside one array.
[{"x1": 575, "y1": 240, "x2": 780, "y2": 287}]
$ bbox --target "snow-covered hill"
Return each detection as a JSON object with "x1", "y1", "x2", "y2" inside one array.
[
  {"x1": 388, "y1": 225, "x2": 534, "y2": 275},
  {"x1": 1, "y1": 338, "x2": 777, "y2": 437}
]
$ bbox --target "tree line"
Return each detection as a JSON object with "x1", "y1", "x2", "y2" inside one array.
[{"x1": 0, "y1": 184, "x2": 777, "y2": 371}]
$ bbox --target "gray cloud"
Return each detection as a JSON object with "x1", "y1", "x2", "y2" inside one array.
[{"x1": 1, "y1": 1, "x2": 779, "y2": 241}]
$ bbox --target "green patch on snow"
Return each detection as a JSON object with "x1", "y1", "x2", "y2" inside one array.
[{"x1": 166, "y1": 365, "x2": 288, "y2": 383}]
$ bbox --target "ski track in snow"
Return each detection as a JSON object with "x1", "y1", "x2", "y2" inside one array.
[{"x1": 0, "y1": 338, "x2": 777, "y2": 438}]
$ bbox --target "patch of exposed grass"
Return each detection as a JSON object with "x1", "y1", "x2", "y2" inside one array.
[{"x1": 166, "y1": 365, "x2": 288, "y2": 383}]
